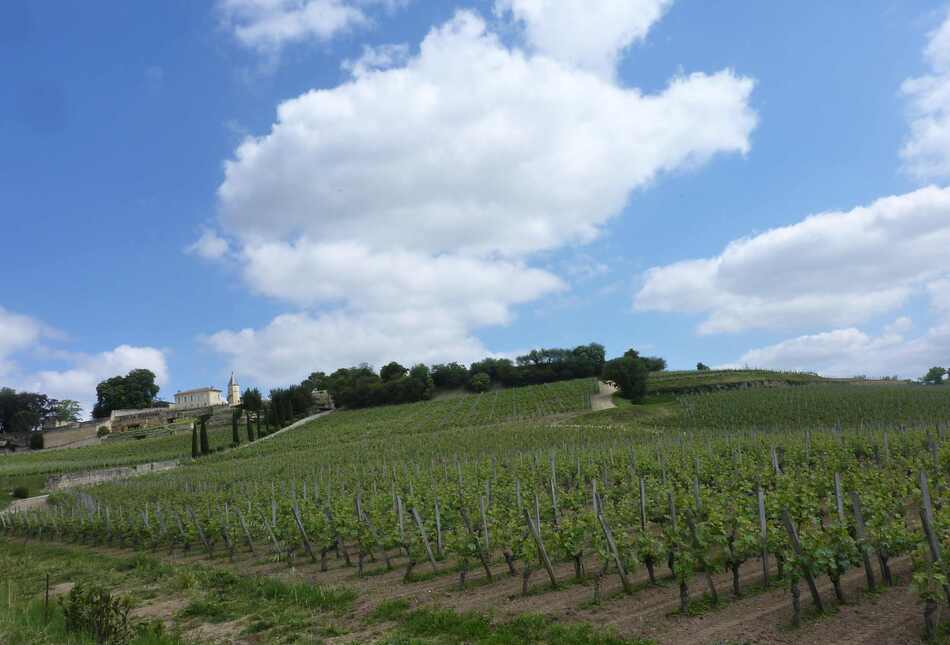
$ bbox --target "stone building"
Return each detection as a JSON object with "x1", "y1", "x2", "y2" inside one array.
[
  {"x1": 174, "y1": 387, "x2": 226, "y2": 409},
  {"x1": 227, "y1": 373, "x2": 241, "y2": 407}
]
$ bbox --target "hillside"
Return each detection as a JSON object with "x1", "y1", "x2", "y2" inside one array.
[
  {"x1": 646, "y1": 368, "x2": 828, "y2": 395},
  {"x1": 3, "y1": 374, "x2": 949, "y2": 644}
]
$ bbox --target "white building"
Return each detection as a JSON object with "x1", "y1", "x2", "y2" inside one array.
[{"x1": 174, "y1": 387, "x2": 226, "y2": 409}]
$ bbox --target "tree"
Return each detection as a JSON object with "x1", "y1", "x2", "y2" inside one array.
[
  {"x1": 198, "y1": 415, "x2": 210, "y2": 456},
  {"x1": 468, "y1": 372, "x2": 491, "y2": 393},
  {"x1": 602, "y1": 356, "x2": 649, "y2": 403},
  {"x1": 92, "y1": 369, "x2": 160, "y2": 418},
  {"x1": 49, "y1": 399, "x2": 83, "y2": 423},
  {"x1": 380, "y1": 361, "x2": 408, "y2": 382},
  {"x1": 431, "y1": 363, "x2": 469, "y2": 389},
  {"x1": 0, "y1": 389, "x2": 52, "y2": 433},
  {"x1": 242, "y1": 388, "x2": 263, "y2": 412},
  {"x1": 231, "y1": 408, "x2": 241, "y2": 446},
  {"x1": 696, "y1": 362, "x2": 711, "y2": 371},
  {"x1": 922, "y1": 366, "x2": 947, "y2": 385},
  {"x1": 641, "y1": 356, "x2": 667, "y2": 372}
]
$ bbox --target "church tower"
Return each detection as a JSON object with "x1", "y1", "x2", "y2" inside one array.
[{"x1": 227, "y1": 373, "x2": 241, "y2": 407}]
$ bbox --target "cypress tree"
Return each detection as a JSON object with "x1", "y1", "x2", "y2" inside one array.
[
  {"x1": 231, "y1": 408, "x2": 240, "y2": 446},
  {"x1": 199, "y1": 416, "x2": 210, "y2": 456},
  {"x1": 191, "y1": 421, "x2": 199, "y2": 459},
  {"x1": 256, "y1": 411, "x2": 262, "y2": 437},
  {"x1": 246, "y1": 410, "x2": 255, "y2": 442}
]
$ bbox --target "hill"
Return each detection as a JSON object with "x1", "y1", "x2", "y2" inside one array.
[{"x1": 2, "y1": 375, "x2": 948, "y2": 644}]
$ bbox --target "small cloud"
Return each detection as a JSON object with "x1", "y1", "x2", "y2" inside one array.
[
  {"x1": 884, "y1": 316, "x2": 913, "y2": 335},
  {"x1": 186, "y1": 230, "x2": 230, "y2": 260},
  {"x1": 145, "y1": 65, "x2": 164, "y2": 93},
  {"x1": 342, "y1": 43, "x2": 409, "y2": 77}
]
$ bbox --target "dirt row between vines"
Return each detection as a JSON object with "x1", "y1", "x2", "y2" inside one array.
[{"x1": 26, "y1": 535, "x2": 928, "y2": 644}]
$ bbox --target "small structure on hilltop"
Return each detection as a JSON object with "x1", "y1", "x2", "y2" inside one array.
[
  {"x1": 227, "y1": 373, "x2": 242, "y2": 407},
  {"x1": 174, "y1": 387, "x2": 226, "y2": 409}
]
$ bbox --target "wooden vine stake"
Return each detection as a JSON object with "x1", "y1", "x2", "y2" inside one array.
[
  {"x1": 291, "y1": 505, "x2": 317, "y2": 564},
  {"x1": 523, "y1": 507, "x2": 557, "y2": 589},
  {"x1": 234, "y1": 506, "x2": 256, "y2": 555},
  {"x1": 410, "y1": 507, "x2": 438, "y2": 573},
  {"x1": 780, "y1": 509, "x2": 823, "y2": 614},
  {"x1": 597, "y1": 511, "x2": 632, "y2": 594},
  {"x1": 917, "y1": 471, "x2": 950, "y2": 605},
  {"x1": 832, "y1": 473, "x2": 845, "y2": 524},
  {"x1": 849, "y1": 491, "x2": 876, "y2": 592},
  {"x1": 757, "y1": 486, "x2": 769, "y2": 587}
]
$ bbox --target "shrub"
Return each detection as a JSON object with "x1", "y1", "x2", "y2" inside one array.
[
  {"x1": 60, "y1": 582, "x2": 134, "y2": 645},
  {"x1": 468, "y1": 372, "x2": 491, "y2": 393},
  {"x1": 97, "y1": 426, "x2": 111, "y2": 438},
  {"x1": 29, "y1": 432, "x2": 44, "y2": 450},
  {"x1": 12, "y1": 486, "x2": 30, "y2": 499}
]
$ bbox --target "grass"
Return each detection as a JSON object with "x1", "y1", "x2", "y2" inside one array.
[
  {"x1": 0, "y1": 472, "x2": 48, "y2": 510},
  {"x1": 0, "y1": 539, "x2": 356, "y2": 644},
  {"x1": 385, "y1": 608, "x2": 653, "y2": 644}
]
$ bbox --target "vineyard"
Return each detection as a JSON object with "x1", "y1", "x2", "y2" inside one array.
[{"x1": 1, "y1": 378, "x2": 949, "y2": 643}]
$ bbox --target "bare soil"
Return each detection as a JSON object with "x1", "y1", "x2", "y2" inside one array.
[
  {"x1": 591, "y1": 381, "x2": 618, "y2": 411},
  {"x1": 42, "y1": 535, "x2": 936, "y2": 644}
]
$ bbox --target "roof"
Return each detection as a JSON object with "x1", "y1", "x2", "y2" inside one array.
[{"x1": 175, "y1": 387, "x2": 222, "y2": 396}]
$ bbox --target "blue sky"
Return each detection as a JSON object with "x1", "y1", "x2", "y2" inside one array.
[{"x1": 3, "y1": 1, "x2": 950, "y2": 416}]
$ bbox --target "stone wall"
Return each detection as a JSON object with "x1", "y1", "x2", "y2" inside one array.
[{"x1": 46, "y1": 459, "x2": 180, "y2": 491}]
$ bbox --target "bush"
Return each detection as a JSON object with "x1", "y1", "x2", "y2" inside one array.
[
  {"x1": 96, "y1": 426, "x2": 111, "y2": 438},
  {"x1": 29, "y1": 432, "x2": 44, "y2": 450},
  {"x1": 468, "y1": 372, "x2": 491, "y2": 393},
  {"x1": 602, "y1": 356, "x2": 648, "y2": 403},
  {"x1": 12, "y1": 486, "x2": 30, "y2": 499},
  {"x1": 60, "y1": 582, "x2": 134, "y2": 645}
]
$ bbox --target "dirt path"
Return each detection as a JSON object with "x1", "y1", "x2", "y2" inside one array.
[
  {"x1": 236, "y1": 409, "x2": 333, "y2": 448},
  {"x1": 591, "y1": 381, "x2": 618, "y2": 411}
]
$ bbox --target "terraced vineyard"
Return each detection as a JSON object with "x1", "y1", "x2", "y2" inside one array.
[{"x1": 2, "y1": 377, "x2": 949, "y2": 643}]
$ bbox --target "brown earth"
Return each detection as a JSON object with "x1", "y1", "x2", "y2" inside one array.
[{"x1": 33, "y1": 536, "x2": 936, "y2": 644}]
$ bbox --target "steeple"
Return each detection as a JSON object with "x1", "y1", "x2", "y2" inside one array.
[{"x1": 227, "y1": 372, "x2": 241, "y2": 407}]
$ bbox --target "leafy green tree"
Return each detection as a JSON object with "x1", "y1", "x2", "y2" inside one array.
[
  {"x1": 92, "y1": 369, "x2": 159, "y2": 418},
  {"x1": 696, "y1": 362, "x2": 711, "y2": 371},
  {"x1": 431, "y1": 363, "x2": 469, "y2": 389},
  {"x1": 0, "y1": 388, "x2": 52, "y2": 433},
  {"x1": 602, "y1": 355, "x2": 649, "y2": 402},
  {"x1": 49, "y1": 399, "x2": 83, "y2": 423},
  {"x1": 468, "y1": 372, "x2": 491, "y2": 393},
  {"x1": 642, "y1": 356, "x2": 667, "y2": 372},
  {"x1": 922, "y1": 366, "x2": 947, "y2": 385},
  {"x1": 380, "y1": 361, "x2": 408, "y2": 382}
]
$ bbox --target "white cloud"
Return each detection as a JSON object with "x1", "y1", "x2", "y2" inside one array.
[
  {"x1": 0, "y1": 307, "x2": 48, "y2": 361},
  {"x1": 241, "y1": 240, "x2": 564, "y2": 325},
  {"x1": 341, "y1": 43, "x2": 409, "y2": 76},
  {"x1": 928, "y1": 278, "x2": 950, "y2": 312},
  {"x1": 23, "y1": 345, "x2": 169, "y2": 418},
  {"x1": 206, "y1": 311, "x2": 488, "y2": 385},
  {"x1": 495, "y1": 0, "x2": 673, "y2": 78},
  {"x1": 0, "y1": 307, "x2": 168, "y2": 418},
  {"x1": 635, "y1": 186, "x2": 950, "y2": 334},
  {"x1": 724, "y1": 320, "x2": 950, "y2": 380},
  {"x1": 901, "y1": 11, "x2": 950, "y2": 179},
  {"x1": 210, "y1": 8, "x2": 755, "y2": 381},
  {"x1": 218, "y1": 0, "x2": 367, "y2": 53},
  {"x1": 220, "y1": 11, "x2": 755, "y2": 257},
  {"x1": 186, "y1": 229, "x2": 231, "y2": 260},
  {"x1": 218, "y1": 0, "x2": 410, "y2": 54}
]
